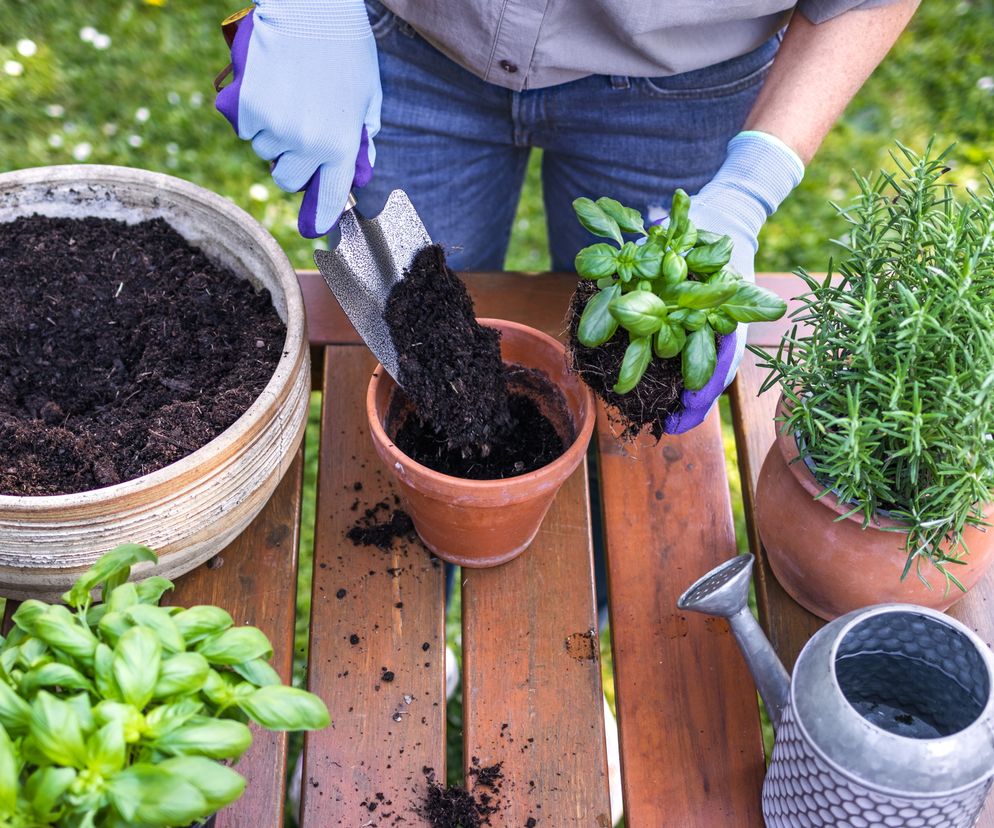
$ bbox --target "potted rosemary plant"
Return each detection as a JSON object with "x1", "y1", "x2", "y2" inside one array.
[{"x1": 752, "y1": 143, "x2": 994, "y2": 620}]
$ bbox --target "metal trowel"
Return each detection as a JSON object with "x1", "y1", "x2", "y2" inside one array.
[{"x1": 313, "y1": 190, "x2": 432, "y2": 382}]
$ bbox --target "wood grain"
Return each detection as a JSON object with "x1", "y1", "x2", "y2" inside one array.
[
  {"x1": 300, "y1": 347, "x2": 446, "y2": 827},
  {"x1": 461, "y1": 463, "x2": 613, "y2": 828},
  {"x1": 165, "y1": 451, "x2": 303, "y2": 828},
  {"x1": 598, "y1": 406, "x2": 766, "y2": 827}
]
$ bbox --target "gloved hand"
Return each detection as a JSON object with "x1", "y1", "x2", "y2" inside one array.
[
  {"x1": 664, "y1": 131, "x2": 804, "y2": 434},
  {"x1": 215, "y1": 0, "x2": 382, "y2": 238}
]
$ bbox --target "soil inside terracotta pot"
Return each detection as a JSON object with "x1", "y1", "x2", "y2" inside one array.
[
  {"x1": 0, "y1": 215, "x2": 285, "y2": 496},
  {"x1": 566, "y1": 279, "x2": 722, "y2": 441},
  {"x1": 384, "y1": 245, "x2": 571, "y2": 477}
]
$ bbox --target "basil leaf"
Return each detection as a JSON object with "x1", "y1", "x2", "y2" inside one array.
[
  {"x1": 87, "y1": 720, "x2": 126, "y2": 776},
  {"x1": 675, "y1": 222, "x2": 698, "y2": 253},
  {"x1": 152, "y1": 716, "x2": 252, "y2": 759},
  {"x1": 574, "y1": 243, "x2": 619, "y2": 279},
  {"x1": 196, "y1": 627, "x2": 273, "y2": 666},
  {"x1": 667, "y1": 189, "x2": 691, "y2": 238},
  {"x1": 135, "y1": 576, "x2": 174, "y2": 605},
  {"x1": 683, "y1": 326, "x2": 718, "y2": 391},
  {"x1": 707, "y1": 309, "x2": 738, "y2": 335},
  {"x1": 231, "y1": 658, "x2": 282, "y2": 688},
  {"x1": 173, "y1": 606, "x2": 234, "y2": 645},
  {"x1": 98, "y1": 611, "x2": 133, "y2": 647},
  {"x1": 25, "y1": 766, "x2": 76, "y2": 821},
  {"x1": 722, "y1": 282, "x2": 788, "y2": 322},
  {"x1": 157, "y1": 756, "x2": 246, "y2": 812},
  {"x1": 595, "y1": 276, "x2": 615, "y2": 289},
  {"x1": 661, "y1": 250, "x2": 688, "y2": 286},
  {"x1": 143, "y1": 698, "x2": 203, "y2": 740},
  {"x1": 0, "y1": 725, "x2": 16, "y2": 815},
  {"x1": 577, "y1": 284, "x2": 621, "y2": 348},
  {"x1": 609, "y1": 290, "x2": 667, "y2": 338},
  {"x1": 63, "y1": 544, "x2": 157, "y2": 610},
  {"x1": 93, "y1": 701, "x2": 146, "y2": 744},
  {"x1": 109, "y1": 764, "x2": 209, "y2": 825},
  {"x1": 33, "y1": 607, "x2": 98, "y2": 665},
  {"x1": 595, "y1": 197, "x2": 645, "y2": 234},
  {"x1": 673, "y1": 280, "x2": 738, "y2": 310},
  {"x1": 654, "y1": 322, "x2": 686, "y2": 359},
  {"x1": 238, "y1": 685, "x2": 330, "y2": 731},
  {"x1": 20, "y1": 663, "x2": 94, "y2": 697},
  {"x1": 613, "y1": 336, "x2": 653, "y2": 395},
  {"x1": 125, "y1": 605, "x2": 185, "y2": 653},
  {"x1": 632, "y1": 243, "x2": 663, "y2": 279},
  {"x1": 0, "y1": 681, "x2": 30, "y2": 735},
  {"x1": 11, "y1": 600, "x2": 49, "y2": 637},
  {"x1": 572, "y1": 197, "x2": 623, "y2": 245},
  {"x1": 153, "y1": 652, "x2": 210, "y2": 699},
  {"x1": 106, "y1": 582, "x2": 139, "y2": 613},
  {"x1": 685, "y1": 235, "x2": 734, "y2": 274},
  {"x1": 94, "y1": 643, "x2": 120, "y2": 702},
  {"x1": 669, "y1": 308, "x2": 707, "y2": 331},
  {"x1": 30, "y1": 691, "x2": 87, "y2": 768},
  {"x1": 17, "y1": 638, "x2": 48, "y2": 670},
  {"x1": 113, "y1": 627, "x2": 162, "y2": 710}
]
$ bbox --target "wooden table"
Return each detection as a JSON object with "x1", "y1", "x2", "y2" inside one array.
[{"x1": 38, "y1": 272, "x2": 994, "y2": 826}]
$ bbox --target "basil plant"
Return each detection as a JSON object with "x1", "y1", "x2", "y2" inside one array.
[
  {"x1": 573, "y1": 192, "x2": 786, "y2": 394},
  {"x1": 0, "y1": 544, "x2": 329, "y2": 827}
]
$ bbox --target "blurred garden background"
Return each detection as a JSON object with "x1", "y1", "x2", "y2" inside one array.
[{"x1": 2, "y1": 0, "x2": 994, "y2": 817}]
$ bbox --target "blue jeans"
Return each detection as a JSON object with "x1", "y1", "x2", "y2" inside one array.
[{"x1": 359, "y1": 0, "x2": 780, "y2": 271}]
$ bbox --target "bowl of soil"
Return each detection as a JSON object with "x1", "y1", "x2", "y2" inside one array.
[
  {"x1": 365, "y1": 246, "x2": 595, "y2": 567},
  {"x1": 0, "y1": 165, "x2": 309, "y2": 599}
]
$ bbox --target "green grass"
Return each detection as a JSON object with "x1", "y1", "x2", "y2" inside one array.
[{"x1": 2, "y1": 1, "x2": 992, "y2": 821}]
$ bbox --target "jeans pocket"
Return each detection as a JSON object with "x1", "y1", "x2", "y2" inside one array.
[
  {"x1": 364, "y1": 0, "x2": 396, "y2": 38},
  {"x1": 638, "y1": 35, "x2": 779, "y2": 100}
]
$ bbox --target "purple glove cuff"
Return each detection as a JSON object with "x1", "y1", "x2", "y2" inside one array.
[
  {"x1": 664, "y1": 330, "x2": 738, "y2": 434},
  {"x1": 297, "y1": 125, "x2": 373, "y2": 238},
  {"x1": 215, "y1": 10, "x2": 254, "y2": 134}
]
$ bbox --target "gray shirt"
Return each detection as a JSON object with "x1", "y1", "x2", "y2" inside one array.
[{"x1": 380, "y1": 0, "x2": 894, "y2": 91}]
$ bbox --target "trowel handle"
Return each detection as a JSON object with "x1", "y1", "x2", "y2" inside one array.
[{"x1": 345, "y1": 192, "x2": 357, "y2": 211}]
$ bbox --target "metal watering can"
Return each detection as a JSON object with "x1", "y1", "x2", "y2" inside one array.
[{"x1": 677, "y1": 554, "x2": 994, "y2": 827}]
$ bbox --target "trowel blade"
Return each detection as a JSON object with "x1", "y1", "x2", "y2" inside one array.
[{"x1": 314, "y1": 189, "x2": 431, "y2": 382}]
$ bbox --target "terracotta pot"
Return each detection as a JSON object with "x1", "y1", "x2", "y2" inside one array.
[
  {"x1": 366, "y1": 319, "x2": 595, "y2": 567},
  {"x1": 0, "y1": 165, "x2": 309, "y2": 600},
  {"x1": 756, "y1": 405, "x2": 994, "y2": 620}
]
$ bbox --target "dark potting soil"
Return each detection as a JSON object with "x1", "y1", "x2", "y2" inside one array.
[
  {"x1": 566, "y1": 280, "x2": 721, "y2": 442},
  {"x1": 384, "y1": 244, "x2": 511, "y2": 454},
  {"x1": 346, "y1": 499, "x2": 416, "y2": 550},
  {"x1": 422, "y1": 762, "x2": 503, "y2": 828},
  {"x1": 391, "y1": 366, "x2": 570, "y2": 480},
  {"x1": 0, "y1": 215, "x2": 285, "y2": 495}
]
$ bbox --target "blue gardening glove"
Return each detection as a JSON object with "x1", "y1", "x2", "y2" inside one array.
[
  {"x1": 216, "y1": 0, "x2": 382, "y2": 238},
  {"x1": 664, "y1": 131, "x2": 804, "y2": 434}
]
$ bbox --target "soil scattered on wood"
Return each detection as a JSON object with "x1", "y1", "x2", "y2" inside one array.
[
  {"x1": 385, "y1": 244, "x2": 511, "y2": 454},
  {"x1": 567, "y1": 280, "x2": 720, "y2": 441},
  {"x1": 0, "y1": 215, "x2": 284, "y2": 495},
  {"x1": 421, "y1": 761, "x2": 503, "y2": 828},
  {"x1": 346, "y1": 500, "x2": 416, "y2": 550}
]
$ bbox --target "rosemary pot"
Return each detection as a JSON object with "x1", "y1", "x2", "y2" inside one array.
[
  {"x1": 755, "y1": 404, "x2": 994, "y2": 620},
  {"x1": 0, "y1": 165, "x2": 309, "y2": 599},
  {"x1": 367, "y1": 319, "x2": 595, "y2": 567},
  {"x1": 680, "y1": 555, "x2": 994, "y2": 828}
]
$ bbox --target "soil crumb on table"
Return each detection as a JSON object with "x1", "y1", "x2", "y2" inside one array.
[
  {"x1": 384, "y1": 244, "x2": 511, "y2": 454},
  {"x1": 346, "y1": 500, "x2": 416, "y2": 550},
  {"x1": 0, "y1": 215, "x2": 284, "y2": 495},
  {"x1": 421, "y1": 762, "x2": 503, "y2": 828}
]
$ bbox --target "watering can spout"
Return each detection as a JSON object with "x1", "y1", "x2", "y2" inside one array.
[{"x1": 677, "y1": 554, "x2": 790, "y2": 727}]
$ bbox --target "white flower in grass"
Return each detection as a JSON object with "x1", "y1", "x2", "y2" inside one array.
[
  {"x1": 93, "y1": 33, "x2": 111, "y2": 50},
  {"x1": 45, "y1": 104, "x2": 65, "y2": 118},
  {"x1": 72, "y1": 143, "x2": 92, "y2": 161},
  {"x1": 79, "y1": 26, "x2": 97, "y2": 42},
  {"x1": 16, "y1": 39, "x2": 37, "y2": 58},
  {"x1": 167, "y1": 91, "x2": 181, "y2": 106},
  {"x1": 978, "y1": 77, "x2": 994, "y2": 93},
  {"x1": 48, "y1": 134, "x2": 64, "y2": 148},
  {"x1": 102, "y1": 122, "x2": 118, "y2": 137},
  {"x1": 249, "y1": 183, "x2": 269, "y2": 202},
  {"x1": 189, "y1": 91, "x2": 203, "y2": 107},
  {"x1": 135, "y1": 107, "x2": 150, "y2": 123},
  {"x1": 127, "y1": 134, "x2": 143, "y2": 148},
  {"x1": 166, "y1": 142, "x2": 180, "y2": 155},
  {"x1": 3, "y1": 61, "x2": 24, "y2": 77}
]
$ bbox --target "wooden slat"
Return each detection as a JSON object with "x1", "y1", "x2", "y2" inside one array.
[
  {"x1": 165, "y1": 450, "x2": 303, "y2": 828},
  {"x1": 461, "y1": 463, "x2": 612, "y2": 828},
  {"x1": 301, "y1": 346, "x2": 446, "y2": 827},
  {"x1": 298, "y1": 271, "x2": 579, "y2": 345},
  {"x1": 599, "y1": 406, "x2": 766, "y2": 827}
]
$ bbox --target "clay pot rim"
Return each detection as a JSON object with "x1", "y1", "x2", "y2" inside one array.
[
  {"x1": 775, "y1": 395, "x2": 994, "y2": 530},
  {"x1": 366, "y1": 318, "x2": 596, "y2": 493},
  {"x1": 0, "y1": 164, "x2": 305, "y2": 510}
]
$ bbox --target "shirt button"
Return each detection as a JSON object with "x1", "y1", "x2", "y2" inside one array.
[{"x1": 499, "y1": 60, "x2": 518, "y2": 74}]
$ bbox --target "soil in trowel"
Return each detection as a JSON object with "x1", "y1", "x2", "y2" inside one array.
[
  {"x1": 384, "y1": 245, "x2": 568, "y2": 477},
  {"x1": 0, "y1": 215, "x2": 285, "y2": 495}
]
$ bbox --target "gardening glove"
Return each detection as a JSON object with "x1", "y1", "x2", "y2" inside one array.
[
  {"x1": 215, "y1": 0, "x2": 382, "y2": 238},
  {"x1": 665, "y1": 130, "x2": 804, "y2": 434}
]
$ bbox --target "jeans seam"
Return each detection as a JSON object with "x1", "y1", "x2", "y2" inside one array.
[{"x1": 638, "y1": 57, "x2": 775, "y2": 101}]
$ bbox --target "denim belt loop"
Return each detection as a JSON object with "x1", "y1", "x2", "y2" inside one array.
[{"x1": 610, "y1": 75, "x2": 630, "y2": 89}]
